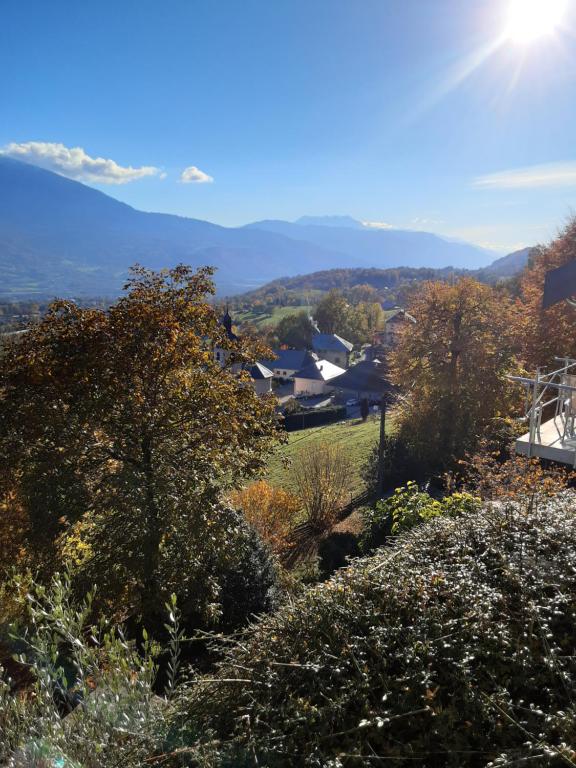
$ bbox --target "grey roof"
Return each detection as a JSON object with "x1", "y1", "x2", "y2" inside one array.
[
  {"x1": 294, "y1": 359, "x2": 346, "y2": 382},
  {"x1": 261, "y1": 349, "x2": 317, "y2": 371},
  {"x1": 387, "y1": 309, "x2": 416, "y2": 324},
  {"x1": 249, "y1": 362, "x2": 274, "y2": 380},
  {"x1": 312, "y1": 333, "x2": 354, "y2": 353},
  {"x1": 330, "y1": 359, "x2": 396, "y2": 398}
]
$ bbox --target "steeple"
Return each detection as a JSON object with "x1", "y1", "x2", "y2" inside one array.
[{"x1": 221, "y1": 305, "x2": 238, "y2": 341}]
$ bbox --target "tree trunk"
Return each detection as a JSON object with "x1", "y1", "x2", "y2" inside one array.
[{"x1": 141, "y1": 437, "x2": 162, "y2": 626}]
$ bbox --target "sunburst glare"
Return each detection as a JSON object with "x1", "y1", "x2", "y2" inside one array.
[{"x1": 505, "y1": 0, "x2": 568, "y2": 43}]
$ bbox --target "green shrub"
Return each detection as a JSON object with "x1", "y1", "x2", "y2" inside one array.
[
  {"x1": 362, "y1": 434, "x2": 425, "y2": 492},
  {"x1": 361, "y1": 481, "x2": 481, "y2": 552},
  {"x1": 0, "y1": 574, "x2": 178, "y2": 767},
  {"x1": 180, "y1": 494, "x2": 576, "y2": 766},
  {"x1": 217, "y1": 509, "x2": 280, "y2": 631}
]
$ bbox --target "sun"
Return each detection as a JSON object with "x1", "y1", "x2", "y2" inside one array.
[{"x1": 505, "y1": 0, "x2": 567, "y2": 43}]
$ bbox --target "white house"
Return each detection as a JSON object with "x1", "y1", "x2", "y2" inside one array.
[{"x1": 293, "y1": 359, "x2": 346, "y2": 397}]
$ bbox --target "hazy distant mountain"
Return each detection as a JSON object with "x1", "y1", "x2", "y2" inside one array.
[
  {"x1": 478, "y1": 246, "x2": 535, "y2": 279},
  {"x1": 295, "y1": 215, "x2": 364, "y2": 229},
  {"x1": 0, "y1": 157, "x2": 515, "y2": 299},
  {"x1": 0, "y1": 157, "x2": 342, "y2": 298},
  {"x1": 245, "y1": 217, "x2": 496, "y2": 271}
]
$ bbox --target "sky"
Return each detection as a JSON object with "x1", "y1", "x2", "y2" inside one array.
[{"x1": 2, "y1": 0, "x2": 576, "y2": 254}]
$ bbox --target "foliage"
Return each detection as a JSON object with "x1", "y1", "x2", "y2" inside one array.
[
  {"x1": 0, "y1": 265, "x2": 280, "y2": 630},
  {"x1": 229, "y1": 481, "x2": 301, "y2": 556},
  {"x1": 0, "y1": 574, "x2": 178, "y2": 767},
  {"x1": 233, "y1": 266, "x2": 473, "y2": 311},
  {"x1": 314, "y1": 289, "x2": 385, "y2": 345},
  {"x1": 362, "y1": 432, "x2": 425, "y2": 492},
  {"x1": 274, "y1": 310, "x2": 315, "y2": 349},
  {"x1": 180, "y1": 495, "x2": 576, "y2": 766},
  {"x1": 215, "y1": 508, "x2": 280, "y2": 631},
  {"x1": 361, "y1": 481, "x2": 481, "y2": 552},
  {"x1": 517, "y1": 217, "x2": 576, "y2": 370},
  {"x1": 459, "y1": 447, "x2": 574, "y2": 503},
  {"x1": 314, "y1": 289, "x2": 349, "y2": 334},
  {"x1": 391, "y1": 277, "x2": 518, "y2": 474},
  {"x1": 229, "y1": 480, "x2": 297, "y2": 551},
  {"x1": 285, "y1": 442, "x2": 353, "y2": 566},
  {"x1": 292, "y1": 442, "x2": 353, "y2": 530}
]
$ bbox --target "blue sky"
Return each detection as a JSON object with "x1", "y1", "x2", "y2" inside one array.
[{"x1": 2, "y1": 0, "x2": 576, "y2": 253}]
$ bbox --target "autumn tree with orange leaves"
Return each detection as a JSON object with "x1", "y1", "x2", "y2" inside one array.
[
  {"x1": 390, "y1": 277, "x2": 518, "y2": 474},
  {"x1": 516, "y1": 218, "x2": 576, "y2": 371},
  {"x1": 229, "y1": 480, "x2": 301, "y2": 555},
  {"x1": 0, "y1": 265, "x2": 280, "y2": 628}
]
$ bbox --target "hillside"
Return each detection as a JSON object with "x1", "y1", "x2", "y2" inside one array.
[
  {"x1": 1, "y1": 157, "x2": 506, "y2": 299},
  {"x1": 236, "y1": 265, "x2": 470, "y2": 301},
  {"x1": 0, "y1": 157, "x2": 342, "y2": 298},
  {"x1": 477, "y1": 245, "x2": 535, "y2": 278},
  {"x1": 232, "y1": 261, "x2": 529, "y2": 309}
]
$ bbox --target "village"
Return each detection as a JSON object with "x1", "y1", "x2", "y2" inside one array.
[{"x1": 215, "y1": 305, "x2": 416, "y2": 423}]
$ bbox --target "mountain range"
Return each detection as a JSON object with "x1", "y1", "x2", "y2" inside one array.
[{"x1": 0, "y1": 157, "x2": 528, "y2": 299}]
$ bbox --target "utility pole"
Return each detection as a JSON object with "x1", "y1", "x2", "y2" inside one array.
[{"x1": 377, "y1": 393, "x2": 387, "y2": 495}]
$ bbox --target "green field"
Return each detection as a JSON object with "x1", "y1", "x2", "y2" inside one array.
[
  {"x1": 235, "y1": 304, "x2": 316, "y2": 329},
  {"x1": 265, "y1": 416, "x2": 387, "y2": 498}
]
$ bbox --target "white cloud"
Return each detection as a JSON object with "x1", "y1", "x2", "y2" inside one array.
[
  {"x1": 1, "y1": 141, "x2": 164, "y2": 184},
  {"x1": 180, "y1": 165, "x2": 213, "y2": 184},
  {"x1": 474, "y1": 162, "x2": 576, "y2": 190},
  {"x1": 411, "y1": 217, "x2": 444, "y2": 228},
  {"x1": 362, "y1": 220, "x2": 395, "y2": 230}
]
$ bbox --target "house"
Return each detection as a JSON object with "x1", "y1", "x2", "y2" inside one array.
[
  {"x1": 248, "y1": 362, "x2": 274, "y2": 395},
  {"x1": 293, "y1": 359, "x2": 346, "y2": 397},
  {"x1": 260, "y1": 349, "x2": 318, "y2": 381},
  {"x1": 330, "y1": 359, "x2": 395, "y2": 403},
  {"x1": 381, "y1": 309, "x2": 416, "y2": 347},
  {"x1": 311, "y1": 333, "x2": 353, "y2": 368},
  {"x1": 0, "y1": 329, "x2": 29, "y2": 357}
]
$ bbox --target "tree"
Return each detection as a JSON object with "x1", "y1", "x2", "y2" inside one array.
[
  {"x1": 229, "y1": 480, "x2": 301, "y2": 555},
  {"x1": 314, "y1": 290, "x2": 349, "y2": 334},
  {"x1": 0, "y1": 265, "x2": 280, "y2": 627},
  {"x1": 275, "y1": 311, "x2": 315, "y2": 349},
  {"x1": 342, "y1": 301, "x2": 385, "y2": 345},
  {"x1": 346, "y1": 283, "x2": 380, "y2": 304},
  {"x1": 516, "y1": 218, "x2": 576, "y2": 370},
  {"x1": 285, "y1": 442, "x2": 353, "y2": 565},
  {"x1": 390, "y1": 278, "x2": 517, "y2": 473}
]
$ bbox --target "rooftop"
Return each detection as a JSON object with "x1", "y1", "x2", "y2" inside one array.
[
  {"x1": 294, "y1": 359, "x2": 346, "y2": 382},
  {"x1": 249, "y1": 362, "x2": 274, "y2": 380},
  {"x1": 261, "y1": 349, "x2": 318, "y2": 371},
  {"x1": 386, "y1": 309, "x2": 416, "y2": 324},
  {"x1": 312, "y1": 333, "x2": 353, "y2": 353},
  {"x1": 330, "y1": 359, "x2": 396, "y2": 397}
]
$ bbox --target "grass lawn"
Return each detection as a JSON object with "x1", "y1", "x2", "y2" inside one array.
[
  {"x1": 235, "y1": 304, "x2": 314, "y2": 329},
  {"x1": 265, "y1": 415, "x2": 391, "y2": 499}
]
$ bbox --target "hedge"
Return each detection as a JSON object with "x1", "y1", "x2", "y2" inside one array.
[{"x1": 179, "y1": 494, "x2": 576, "y2": 767}]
